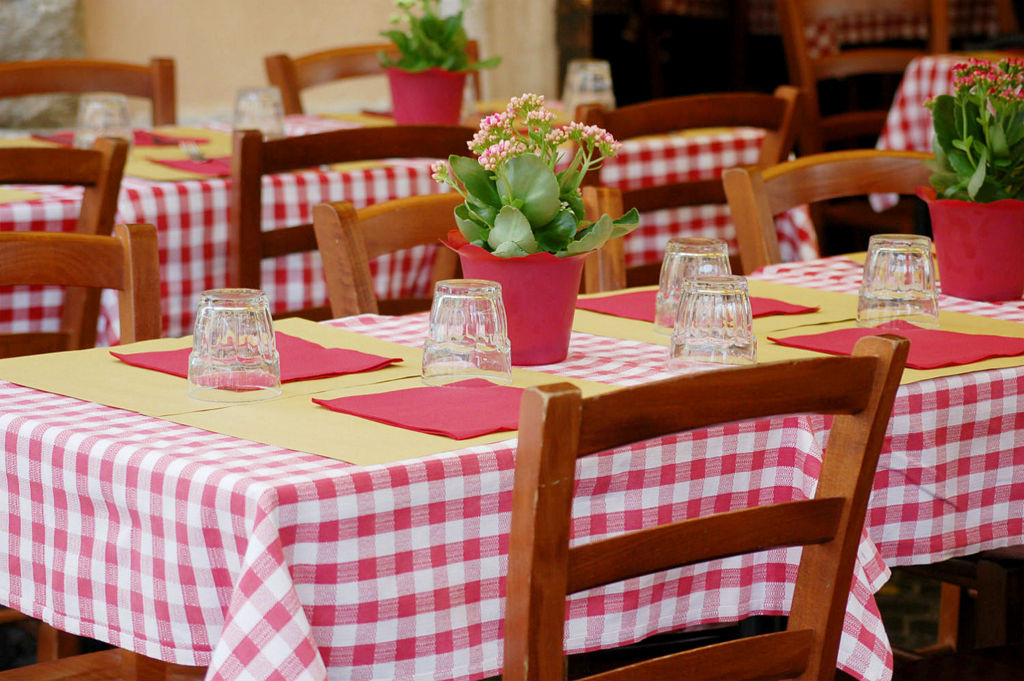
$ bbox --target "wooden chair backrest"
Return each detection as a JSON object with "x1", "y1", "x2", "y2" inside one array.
[
  {"x1": 0, "y1": 223, "x2": 161, "y2": 357},
  {"x1": 0, "y1": 58, "x2": 177, "y2": 126},
  {"x1": 504, "y1": 334, "x2": 909, "y2": 681},
  {"x1": 579, "y1": 86, "x2": 802, "y2": 281},
  {"x1": 230, "y1": 125, "x2": 475, "y2": 320},
  {"x1": 723, "y1": 149, "x2": 933, "y2": 272},
  {"x1": 580, "y1": 185, "x2": 628, "y2": 293},
  {"x1": 265, "y1": 41, "x2": 481, "y2": 115},
  {"x1": 311, "y1": 193, "x2": 463, "y2": 318},
  {"x1": 774, "y1": 0, "x2": 948, "y2": 153},
  {"x1": 0, "y1": 138, "x2": 129, "y2": 349}
]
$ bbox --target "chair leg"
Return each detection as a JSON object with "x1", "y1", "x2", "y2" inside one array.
[{"x1": 35, "y1": 624, "x2": 81, "y2": 662}]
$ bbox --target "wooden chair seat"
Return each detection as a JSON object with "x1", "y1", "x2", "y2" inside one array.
[
  {"x1": 0, "y1": 648, "x2": 205, "y2": 681},
  {"x1": 0, "y1": 58, "x2": 177, "y2": 126},
  {"x1": 579, "y1": 86, "x2": 802, "y2": 281},
  {"x1": 503, "y1": 334, "x2": 909, "y2": 680}
]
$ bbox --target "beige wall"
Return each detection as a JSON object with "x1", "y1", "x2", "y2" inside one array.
[{"x1": 80, "y1": 0, "x2": 559, "y2": 123}]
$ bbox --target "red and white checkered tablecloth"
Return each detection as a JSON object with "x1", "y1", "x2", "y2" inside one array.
[
  {"x1": 5, "y1": 256, "x2": 1024, "y2": 681},
  {"x1": 0, "y1": 308, "x2": 890, "y2": 681},
  {"x1": 756, "y1": 256, "x2": 1024, "y2": 565},
  {"x1": 0, "y1": 118, "x2": 818, "y2": 344}
]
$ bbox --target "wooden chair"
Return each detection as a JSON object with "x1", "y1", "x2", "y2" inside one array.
[
  {"x1": 774, "y1": 0, "x2": 948, "y2": 155},
  {"x1": 722, "y1": 149, "x2": 933, "y2": 273},
  {"x1": 579, "y1": 85, "x2": 803, "y2": 283},
  {"x1": 265, "y1": 41, "x2": 481, "y2": 116},
  {"x1": 0, "y1": 223, "x2": 162, "y2": 357},
  {"x1": 230, "y1": 124, "x2": 475, "y2": 320},
  {"x1": 311, "y1": 193, "x2": 463, "y2": 317},
  {"x1": 773, "y1": 0, "x2": 948, "y2": 252},
  {"x1": 504, "y1": 334, "x2": 909, "y2": 681},
  {"x1": 0, "y1": 58, "x2": 176, "y2": 125},
  {"x1": 0, "y1": 138, "x2": 130, "y2": 353}
]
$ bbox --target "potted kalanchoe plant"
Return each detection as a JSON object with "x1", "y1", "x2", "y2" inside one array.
[
  {"x1": 918, "y1": 57, "x2": 1024, "y2": 301},
  {"x1": 380, "y1": 0, "x2": 499, "y2": 125},
  {"x1": 432, "y1": 93, "x2": 639, "y2": 364}
]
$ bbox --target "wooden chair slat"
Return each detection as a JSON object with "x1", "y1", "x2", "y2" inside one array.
[
  {"x1": 568, "y1": 498, "x2": 844, "y2": 594},
  {"x1": 0, "y1": 58, "x2": 176, "y2": 125}
]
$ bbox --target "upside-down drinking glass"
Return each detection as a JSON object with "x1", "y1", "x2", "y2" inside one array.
[
  {"x1": 421, "y1": 279, "x2": 512, "y2": 386},
  {"x1": 654, "y1": 237, "x2": 732, "y2": 333},
  {"x1": 857, "y1": 234, "x2": 939, "y2": 328},
  {"x1": 188, "y1": 288, "x2": 281, "y2": 401},
  {"x1": 669, "y1": 275, "x2": 757, "y2": 366}
]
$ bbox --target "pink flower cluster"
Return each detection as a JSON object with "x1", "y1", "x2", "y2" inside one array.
[{"x1": 951, "y1": 57, "x2": 1024, "y2": 104}]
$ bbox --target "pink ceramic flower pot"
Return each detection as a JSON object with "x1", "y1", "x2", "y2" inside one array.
[
  {"x1": 454, "y1": 243, "x2": 588, "y2": 366},
  {"x1": 386, "y1": 67, "x2": 466, "y2": 126},
  {"x1": 917, "y1": 187, "x2": 1024, "y2": 301}
]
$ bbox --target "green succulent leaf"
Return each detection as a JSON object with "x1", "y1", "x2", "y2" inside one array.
[
  {"x1": 489, "y1": 205, "x2": 539, "y2": 254},
  {"x1": 492, "y1": 241, "x2": 531, "y2": 258},
  {"x1": 566, "y1": 214, "x2": 615, "y2": 255},
  {"x1": 929, "y1": 95, "x2": 957, "y2": 155},
  {"x1": 990, "y1": 119, "x2": 1010, "y2": 159},
  {"x1": 454, "y1": 203, "x2": 489, "y2": 243},
  {"x1": 967, "y1": 148, "x2": 988, "y2": 199},
  {"x1": 466, "y1": 197, "x2": 498, "y2": 225},
  {"x1": 450, "y1": 155, "x2": 501, "y2": 207},
  {"x1": 533, "y1": 208, "x2": 578, "y2": 253},
  {"x1": 495, "y1": 154, "x2": 561, "y2": 227},
  {"x1": 562, "y1": 190, "x2": 585, "y2": 221},
  {"x1": 609, "y1": 207, "x2": 640, "y2": 238}
]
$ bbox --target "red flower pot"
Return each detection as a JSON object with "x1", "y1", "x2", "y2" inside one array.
[
  {"x1": 451, "y1": 239, "x2": 588, "y2": 366},
  {"x1": 917, "y1": 186, "x2": 1024, "y2": 301},
  {"x1": 386, "y1": 67, "x2": 466, "y2": 126}
]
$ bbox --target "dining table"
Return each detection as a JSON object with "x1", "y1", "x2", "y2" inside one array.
[
  {"x1": 653, "y1": 0, "x2": 1004, "y2": 53},
  {"x1": 0, "y1": 112, "x2": 818, "y2": 345},
  {"x1": 2, "y1": 252, "x2": 1023, "y2": 681}
]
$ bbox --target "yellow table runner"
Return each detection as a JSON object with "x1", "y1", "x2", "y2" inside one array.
[
  {"x1": 573, "y1": 281, "x2": 1024, "y2": 385},
  {"x1": 123, "y1": 127, "x2": 233, "y2": 181},
  {"x1": 0, "y1": 187, "x2": 42, "y2": 203},
  {"x1": 0, "y1": 317, "x2": 613, "y2": 465}
]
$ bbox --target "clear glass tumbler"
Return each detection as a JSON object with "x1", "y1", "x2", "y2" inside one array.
[
  {"x1": 74, "y1": 93, "x2": 132, "y2": 149},
  {"x1": 562, "y1": 59, "x2": 616, "y2": 115},
  {"x1": 233, "y1": 87, "x2": 286, "y2": 140},
  {"x1": 669, "y1": 275, "x2": 757, "y2": 366},
  {"x1": 654, "y1": 237, "x2": 732, "y2": 334},
  {"x1": 188, "y1": 288, "x2": 281, "y2": 401},
  {"x1": 857, "y1": 234, "x2": 939, "y2": 328},
  {"x1": 422, "y1": 279, "x2": 512, "y2": 386}
]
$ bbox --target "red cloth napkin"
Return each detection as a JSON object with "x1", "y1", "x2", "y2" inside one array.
[
  {"x1": 575, "y1": 289, "x2": 818, "y2": 322},
  {"x1": 313, "y1": 378, "x2": 523, "y2": 440},
  {"x1": 147, "y1": 156, "x2": 232, "y2": 176},
  {"x1": 33, "y1": 130, "x2": 210, "y2": 147},
  {"x1": 111, "y1": 332, "x2": 402, "y2": 382},
  {"x1": 768, "y1": 320, "x2": 1024, "y2": 370}
]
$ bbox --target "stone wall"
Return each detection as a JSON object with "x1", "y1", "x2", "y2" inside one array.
[{"x1": 0, "y1": 0, "x2": 84, "y2": 128}]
